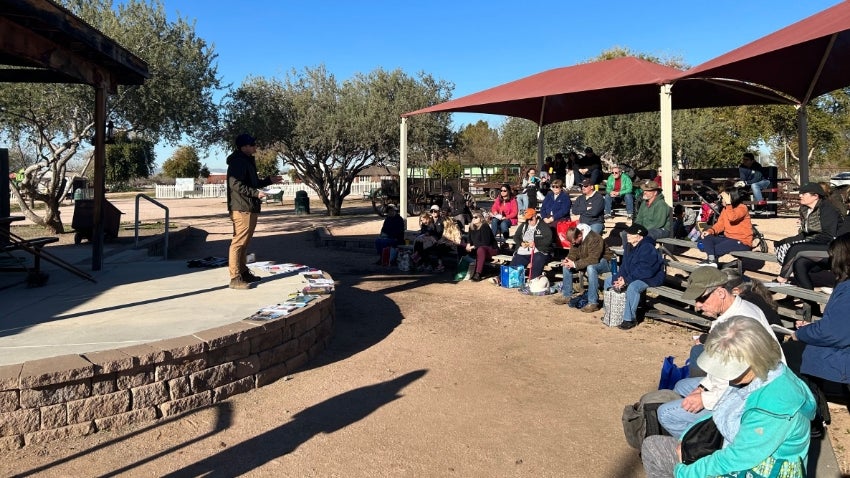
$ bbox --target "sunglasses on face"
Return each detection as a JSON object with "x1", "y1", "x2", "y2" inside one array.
[
  {"x1": 501, "y1": 189, "x2": 508, "y2": 192},
  {"x1": 695, "y1": 287, "x2": 718, "y2": 303}
]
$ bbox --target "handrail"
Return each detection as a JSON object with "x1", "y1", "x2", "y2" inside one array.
[{"x1": 135, "y1": 194, "x2": 169, "y2": 260}]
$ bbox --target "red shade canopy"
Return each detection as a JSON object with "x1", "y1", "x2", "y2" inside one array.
[
  {"x1": 403, "y1": 57, "x2": 791, "y2": 125},
  {"x1": 678, "y1": 1, "x2": 850, "y2": 104}
]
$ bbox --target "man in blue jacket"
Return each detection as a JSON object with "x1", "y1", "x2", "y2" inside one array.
[{"x1": 603, "y1": 223, "x2": 665, "y2": 330}]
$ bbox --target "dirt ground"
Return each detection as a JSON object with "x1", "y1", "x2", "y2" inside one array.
[{"x1": 3, "y1": 197, "x2": 850, "y2": 477}]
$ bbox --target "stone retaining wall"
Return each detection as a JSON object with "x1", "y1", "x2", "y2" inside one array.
[{"x1": 0, "y1": 294, "x2": 334, "y2": 450}]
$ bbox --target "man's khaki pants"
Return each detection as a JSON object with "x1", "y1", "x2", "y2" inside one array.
[{"x1": 229, "y1": 211, "x2": 258, "y2": 280}]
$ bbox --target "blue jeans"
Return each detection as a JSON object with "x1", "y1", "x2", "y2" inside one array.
[
  {"x1": 604, "y1": 193, "x2": 634, "y2": 216},
  {"x1": 516, "y1": 194, "x2": 528, "y2": 213},
  {"x1": 701, "y1": 234, "x2": 750, "y2": 258},
  {"x1": 561, "y1": 258, "x2": 611, "y2": 305},
  {"x1": 749, "y1": 179, "x2": 772, "y2": 202},
  {"x1": 656, "y1": 376, "x2": 709, "y2": 438},
  {"x1": 602, "y1": 276, "x2": 648, "y2": 323},
  {"x1": 490, "y1": 218, "x2": 512, "y2": 240},
  {"x1": 588, "y1": 222, "x2": 604, "y2": 235}
]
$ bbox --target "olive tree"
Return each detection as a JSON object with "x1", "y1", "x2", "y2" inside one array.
[
  {"x1": 222, "y1": 66, "x2": 453, "y2": 215},
  {"x1": 0, "y1": 0, "x2": 221, "y2": 232}
]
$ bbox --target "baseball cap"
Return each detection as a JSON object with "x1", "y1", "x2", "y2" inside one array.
[
  {"x1": 681, "y1": 267, "x2": 728, "y2": 301},
  {"x1": 580, "y1": 179, "x2": 594, "y2": 188},
  {"x1": 523, "y1": 208, "x2": 537, "y2": 220},
  {"x1": 696, "y1": 349, "x2": 750, "y2": 381},
  {"x1": 624, "y1": 223, "x2": 647, "y2": 236},
  {"x1": 429, "y1": 204, "x2": 440, "y2": 212},
  {"x1": 235, "y1": 133, "x2": 256, "y2": 147},
  {"x1": 798, "y1": 182, "x2": 825, "y2": 196}
]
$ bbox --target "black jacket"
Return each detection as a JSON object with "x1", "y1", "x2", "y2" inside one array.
[{"x1": 226, "y1": 149, "x2": 272, "y2": 213}]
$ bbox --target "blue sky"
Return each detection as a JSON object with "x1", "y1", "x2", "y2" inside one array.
[{"x1": 156, "y1": 0, "x2": 840, "y2": 171}]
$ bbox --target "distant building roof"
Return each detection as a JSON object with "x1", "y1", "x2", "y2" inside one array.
[{"x1": 358, "y1": 165, "x2": 398, "y2": 176}]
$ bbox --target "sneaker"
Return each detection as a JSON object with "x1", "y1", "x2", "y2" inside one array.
[
  {"x1": 552, "y1": 295, "x2": 570, "y2": 305},
  {"x1": 581, "y1": 303, "x2": 600, "y2": 313},
  {"x1": 471, "y1": 273, "x2": 482, "y2": 282},
  {"x1": 241, "y1": 270, "x2": 262, "y2": 283},
  {"x1": 229, "y1": 278, "x2": 252, "y2": 290},
  {"x1": 618, "y1": 320, "x2": 637, "y2": 330},
  {"x1": 696, "y1": 260, "x2": 718, "y2": 268},
  {"x1": 604, "y1": 213, "x2": 614, "y2": 219}
]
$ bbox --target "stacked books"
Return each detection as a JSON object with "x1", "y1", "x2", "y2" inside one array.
[
  {"x1": 301, "y1": 271, "x2": 334, "y2": 294},
  {"x1": 247, "y1": 293, "x2": 320, "y2": 321}
]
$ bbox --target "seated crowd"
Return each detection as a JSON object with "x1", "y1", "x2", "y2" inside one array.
[
  {"x1": 372, "y1": 148, "x2": 850, "y2": 472},
  {"x1": 369, "y1": 148, "x2": 850, "y2": 473}
]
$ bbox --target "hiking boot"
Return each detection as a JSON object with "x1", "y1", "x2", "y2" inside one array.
[
  {"x1": 581, "y1": 303, "x2": 600, "y2": 313},
  {"x1": 618, "y1": 320, "x2": 637, "y2": 330},
  {"x1": 552, "y1": 295, "x2": 570, "y2": 305},
  {"x1": 471, "y1": 272, "x2": 482, "y2": 282},
  {"x1": 229, "y1": 278, "x2": 252, "y2": 290},
  {"x1": 241, "y1": 270, "x2": 262, "y2": 283}
]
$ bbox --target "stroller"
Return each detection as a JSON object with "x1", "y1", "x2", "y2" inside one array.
[{"x1": 690, "y1": 183, "x2": 768, "y2": 253}]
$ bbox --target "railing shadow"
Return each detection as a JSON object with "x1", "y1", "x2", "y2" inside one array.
[{"x1": 160, "y1": 370, "x2": 427, "y2": 477}]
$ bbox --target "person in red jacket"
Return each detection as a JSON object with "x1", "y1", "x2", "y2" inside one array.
[
  {"x1": 698, "y1": 188, "x2": 753, "y2": 266},
  {"x1": 490, "y1": 183, "x2": 518, "y2": 241}
]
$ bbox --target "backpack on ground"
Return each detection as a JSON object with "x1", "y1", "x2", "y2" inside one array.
[{"x1": 622, "y1": 389, "x2": 681, "y2": 449}]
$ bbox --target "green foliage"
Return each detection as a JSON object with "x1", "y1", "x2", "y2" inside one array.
[
  {"x1": 222, "y1": 66, "x2": 454, "y2": 215},
  {"x1": 162, "y1": 146, "x2": 202, "y2": 178},
  {"x1": 0, "y1": 0, "x2": 221, "y2": 232},
  {"x1": 105, "y1": 133, "x2": 155, "y2": 185},
  {"x1": 456, "y1": 120, "x2": 503, "y2": 167},
  {"x1": 199, "y1": 164, "x2": 211, "y2": 179},
  {"x1": 254, "y1": 149, "x2": 280, "y2": 178},
  {"x1": 428, "y1": 159, "x2": 462, "y2": 179}
]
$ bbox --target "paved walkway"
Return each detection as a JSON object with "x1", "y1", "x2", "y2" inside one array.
[{"x1": 0, "y1": 238, "x2": 317, "y2": 366}]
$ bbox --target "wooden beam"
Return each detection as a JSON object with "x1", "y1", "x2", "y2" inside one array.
[{"x1": 0, "y1": 16, "x2": 116, "y2": 90}]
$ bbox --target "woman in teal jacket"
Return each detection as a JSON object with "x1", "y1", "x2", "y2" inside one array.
[{"x1": 642, "y1": 316, "x2": 816, "y2": 478}]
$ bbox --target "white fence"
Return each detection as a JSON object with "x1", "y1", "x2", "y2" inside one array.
[{"x1": 154, "y1": 181, "x2": 382, "y2": 199}]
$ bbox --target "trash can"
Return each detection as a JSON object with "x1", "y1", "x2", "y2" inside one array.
[
  {"x1": 72, "y1": 199, "x2": 123, "y2": 244},
  {"x1": 294, "y1": 190, "x2": 310, "y2": 215}
]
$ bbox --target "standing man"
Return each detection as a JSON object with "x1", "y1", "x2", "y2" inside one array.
[
  {"x1": 227, "y1": 133, "x2": 274, "y2": 290},
  {"x1": 603, "y1": 165, "x2": 635, "y2": 219},
  {"x1": 736, "y1": 152, "x2": 772, "y2": 205}
]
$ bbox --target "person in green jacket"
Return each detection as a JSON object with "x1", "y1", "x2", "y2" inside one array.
[
  {"x1": 633, "y1": 180, "x2": 671, "y2": 239},
  {"x1": 603, "y1": 165, "x2": 634, "y2": 219},
  {"x1": 641, "y1": 315, "x2": 816, "y2": 478}
]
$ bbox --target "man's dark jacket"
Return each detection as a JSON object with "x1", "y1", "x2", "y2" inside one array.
[{"x1": 226, "y1": 149, "x2": 272, "y2": 213}]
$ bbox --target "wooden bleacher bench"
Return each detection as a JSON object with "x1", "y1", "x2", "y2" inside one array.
[
  {"x1": 491, "y1": 254, "x2": 512, "y2": 265},
  {"x1": 763, "y1": 283, "x2": 830, "y2": 305},
  {"x1": 728, "y1": 250, "x2": 777, "y2": 274}
]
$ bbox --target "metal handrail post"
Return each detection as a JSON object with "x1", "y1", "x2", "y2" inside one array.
[{"x1": 135, "y1": 194, "x2": 170, "y2": 260}]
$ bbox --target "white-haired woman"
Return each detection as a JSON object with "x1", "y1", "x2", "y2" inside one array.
[{"x1": 642, "y1": 316, "x2": 816, "y2": 478}]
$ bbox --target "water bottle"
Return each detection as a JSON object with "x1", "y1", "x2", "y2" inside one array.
[{"x1": 610, "y1": 257, "x2": 618, "y2": 276}]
